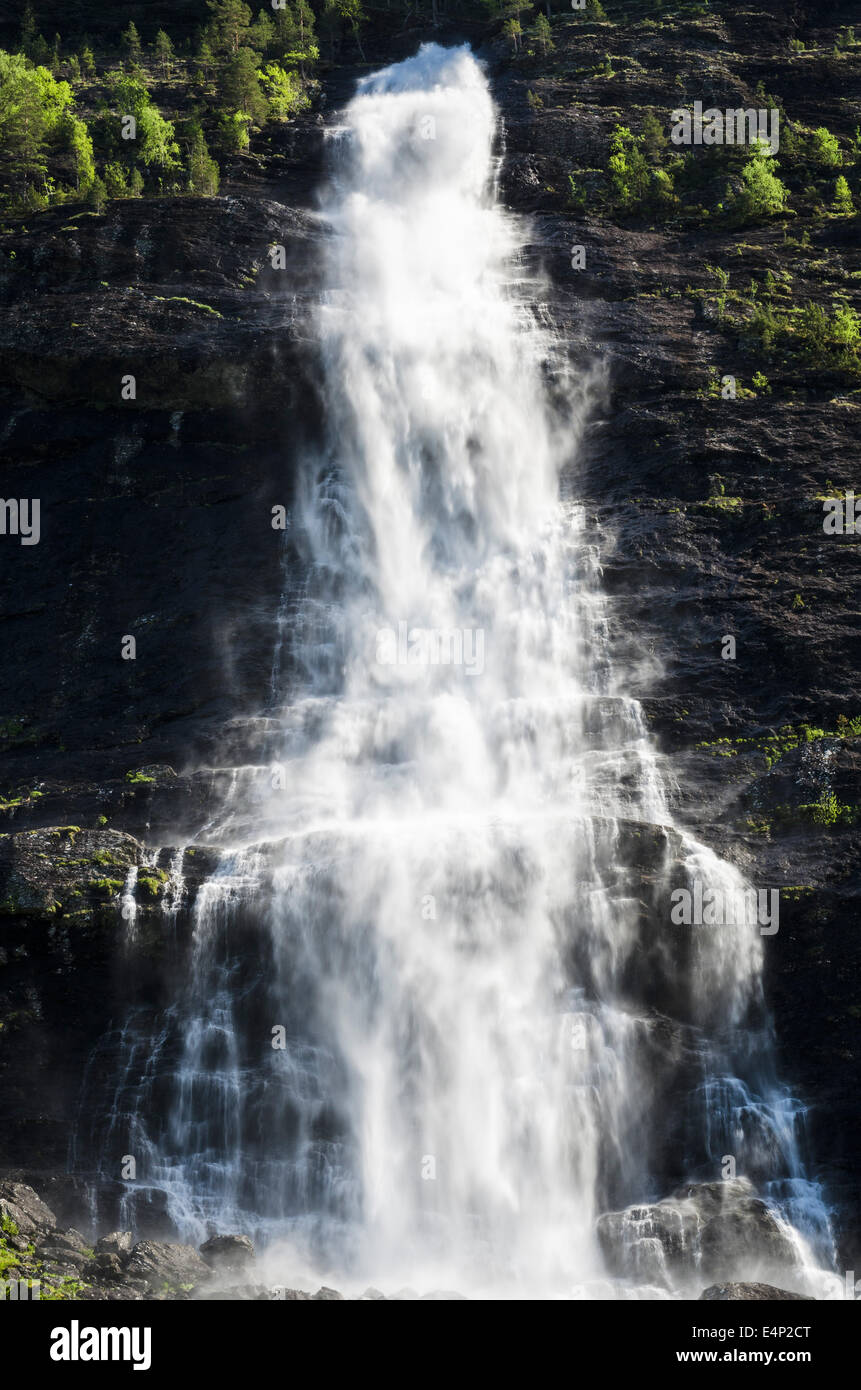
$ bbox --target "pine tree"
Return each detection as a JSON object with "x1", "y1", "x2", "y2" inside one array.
[
  {"x1": 154, "y1": 30, "x2": 175, "y2": 80},
  {"x1": 219, "y1": 48, "x2": 268, "y2": 126},
  {"x1": 641, "y1": 111, "x2": 667, "y2": 160},
  {"x1": 273, "y1": 3, "x2": 299, "y2": 51},
  {"x1": 206, "y1": 0, "x2": 253, "y2": 56},
  {"x1": 249, "y1": 9, "x2": 277, "y2": 54},
  {"x1": 20, "y1": 2, "x2": 37, "y2": 54},
  {"x1": 833, "y1": 174, "x2": 855, "y2": 215},
  {"x1": 195, "y1": 36, "x2": 215, "y2": 85},
  {"x1": 122, "y1": 21, "x2": 142, "y2": 65},
  {"x1": 186, "y1": 123, "x2": 220, "y2": 195},
  {"x1": 502, "y1": 18, "x2": 521, "y2": 54},
  {"x1": 88, "y1": 173, "x2": 107, "y2": 211},
  {"x1": 532, "y1": 14, "x2": 553, "y2": 54},
  {"x1": 295, "y1": 0, "x2": 316, "y2": 47}
]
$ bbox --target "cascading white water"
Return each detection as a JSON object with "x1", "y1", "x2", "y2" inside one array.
[{"x1": 81, "y1": 44, "x2": 840, "y2": 1298}]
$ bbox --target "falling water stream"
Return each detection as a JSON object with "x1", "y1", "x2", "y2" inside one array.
[{"x1": 77, "y1": 45, "x2": 840, "y2": 1299}]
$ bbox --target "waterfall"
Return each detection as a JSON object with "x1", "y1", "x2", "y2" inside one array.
[{"x1": 78, "y1": 44, "x2": 839, "y2": 1299}]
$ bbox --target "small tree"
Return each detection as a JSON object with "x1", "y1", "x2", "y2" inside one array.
[
  {"x1": 809, "y1": 126, "x2": 841, "y2": 167},
  {"x1": 641, "y1": 111, "x2": 667, "y2": 160},
  {"x1": 20, "y1": 2, "x2": 37, "y2": 54},
  {"x1": 608, "y1": 125, "x2": 650, "y2": 209},
  {"x1": 103, "y1": 160, "x2": 129, "y2": 196},
  {"x1": 66, "y1": 114, "x2": 95, "y2": 191},
  {"x1": 80, "y1": 43, "x2": 96, "y2": 78},
  {"x1": 502, "y1": 18, "x2": 522, "y2": 53},
  {"x1": 532, "y1": 14, "x2": 553, "y2": 54},
  {"x1": 31, "y1": 33, "x2": 51, "y2": 65},
  {"x1": 217, "y1": 109, "x2": 251, "y2": 152},
  {"x1": 833, "y1": 174, "x2": 855, "y2": 215},
  {"x1": 738, "y1": 141, "x2": 789, "y2": 220},
  {"x1": 207, "y1": 0, "x2": 253, "y2": 56},
  {"x1": 186, "y1": 123, "x2": 220, "y2": 195},
  {"x1": 219, "y1": 48, "x2": 268, "y2": 127},
  {"x1": 295, "y1": 0, "x2": 316, "y2": 47},
  {"x1": 195, "y1": 38, "x2": 215, "y2": 85},
  {"x1": 88, "y1": 173, "x2": 107, "y2": 211},
  {"x1": 249, "y1": 9, "x2": 277, "y2": 54},
  {"x1": 154, "y1": 30, "x2": 175, "y2": 80},
  {"x1": 122, "y1": 21, "x2": 143, "y2": 65},
  {"x1": 261, "y1": 62, "x2": 309, "y2": 118}
]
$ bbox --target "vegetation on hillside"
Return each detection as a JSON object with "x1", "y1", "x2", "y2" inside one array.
[{"x1": 0, "y1": 0, "x2": 329, "y2": 211}]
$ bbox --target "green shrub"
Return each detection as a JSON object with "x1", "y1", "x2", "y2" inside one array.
[
  {"x1": 608, "y1": 125, "x2": 651, "y2": 208},
  {"x1": 736, "y1": 142, "x2": 789, "y2": 220},
  {"x1": 260, "y1": 62, "x2": 309, "y2": 119},
  {"x1": 103, "y1": 161, "x2": 128, "y2": 197},
  {"x1": 809, "y1": 126, "x2": 841, "y2": 167},
  {"x1": 833, "y1": 175, "x2": 855, "y2": 214}
]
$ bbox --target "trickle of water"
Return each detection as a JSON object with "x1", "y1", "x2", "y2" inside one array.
[{"x1": 78, "y1": 44, "x2": 838, "y2": 1300}]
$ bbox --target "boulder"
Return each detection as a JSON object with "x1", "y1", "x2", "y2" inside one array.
[
  {"x1": 0, "y1": 1181, "x2": 56, "y2": 1236},
  {"x1": 698, "y1": 1197, "x2": 797, "y2": 1283},
  {"x1": 199, "y1": 1233, "x2": 254, "y2": 1273},
  {"x1": 83, "y1": 1252, "x2": 128, "y2": 1284},
  {"x1": 124, "y1": 1240, "x2": 212, "y2": 1293},
  {"x1": 96, "y1": 1230, "x2": 134, "y2": 1258},
  {"x1": 598, "y1": 1179, "x2": 801, "y2": 1290},
  {"x1": 700, "y1": 1283, "x2": 815, "y2": 1301}
]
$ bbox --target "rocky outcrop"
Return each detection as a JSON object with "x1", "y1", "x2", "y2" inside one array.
[
  {"x1": 598, "y1": 1179, "x2": 803, "y2": 1293},
  {"x1": 700, "y1": 1282, "x2": 815, "y2": 1301}
]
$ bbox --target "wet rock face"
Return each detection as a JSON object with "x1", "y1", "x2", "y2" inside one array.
[
  {"x1": 598, "y1": 1179, "x2": 802, "y2": 1294},
  {"x1": 0, "y1": 826, "x2": 141, "y2": 921}
]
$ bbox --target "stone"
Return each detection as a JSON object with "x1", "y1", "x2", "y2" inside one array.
[
  {"x1": 84, "y1": 1252, "x2": 127, "y2": 1283},
  {"x1": 0, "y1": 1181, "x2": 56, "y2": 1236},
  {"x1": 598, "y1": 1179, "x2": 800, "y2": 1290},
  {"x1": 124, "y1": 1240, "x2": 212, "y2": 1293},
  {"x1": 96, "y1": 1230, "x2": 134, "y2": 1258},
  {"x1": 700, "y1": 1283, "x2": 815, "y2": 1301},
  {"x1": 199, "y1": 1233, "x2": 254, "y2": 1273}
]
